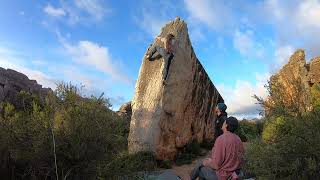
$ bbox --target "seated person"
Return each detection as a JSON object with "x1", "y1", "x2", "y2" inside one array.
[{"x1": 190, "y1": 117, "x2": 244, "y2": 180}]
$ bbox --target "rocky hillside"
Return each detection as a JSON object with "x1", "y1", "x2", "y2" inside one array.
[
  {"x1": 269, "y1": 49, "x2": 320, "y2": 112},
  {"x1": 308, "y1": 55, "x2": 320, "y2": 85},
  {"x1": 0, "y1": 68, "x2": 51, "y2": 106},
  {"x1": 128, "y1": 17, "x2": 224, "y2": 160}
]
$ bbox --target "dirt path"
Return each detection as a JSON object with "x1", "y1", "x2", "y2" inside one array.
[{"x1": 170, "y1": 151, "x2": 211, "y2": 180}]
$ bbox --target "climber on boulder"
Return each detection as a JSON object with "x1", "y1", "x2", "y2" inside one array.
[{"x1": 146, "y1": 33, "x2": 175, "y2": 85}]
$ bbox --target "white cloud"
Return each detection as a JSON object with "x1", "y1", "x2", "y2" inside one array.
[
  {"x1": 44, "y1": 4, "x2": 66, "y2": 18},
  {"x1": 258, "y1": 0, "x2": 320, "y2": 57},
  {"x1": 217, "y1": 73, "x2": 270, "y2": 118},
  {"x1": 0, "y1": 45, "x2": 113, "y2": 95},
  {"x1": 74, "y1": 0, "x2": 109, "y2": 21},
  {"x1": 264, "y1": 0, "x2": 320, "y2": 30},
  {"x1": 183, "y1": 0, "x2": 320, "y2": 58},
  {"x1": 233, "y1": 30, "x2": 254, "y2": 56},
  {"x1": 134, "y1": 1, "x2": 179, "y2": 37},
  {"x1": 189, "y1": 27, "x2": 205, "y2": 42},
  {"x1": 0, "y1": 45, "x2": 132, "y2": 108},
  {"x1": 232, "y1": 29, "x2": 265, "y2": 58},
  {"x1": 184, "y1": 0, "x2": 234, "y2": 30},
  {"x1": 64, "y1": 0, "x2": 110, "y2": 24},
  {"x1": 21, "y1": 68, "x2": 57, "y2": 89},
  {"x1": 137, "y1": 11, "x2": 167, "y2": 37},
  {"x1": 133, "y1": 1, "x2": 213, "y2": 43},
  {"x1": 43, "y1": 0, "x2": 110, "y2": 25},
  {"x1": 272, "y1": 45, "x2": 295, "y2": 71},
  {"x1": 0, "y1": 57, "x2": 57, "y2": 89},
  {"x1": 58, "y1": 66, "x2": 109, "y2": 97},
  {"x1": 61, "y1": 39, "x2": 132, "y2": 84},
  {"x1": 297, "y1": 0, "x2": 320, "y2": 29}
]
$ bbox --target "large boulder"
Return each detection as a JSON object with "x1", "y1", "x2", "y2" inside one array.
[{"x1": 128, "y1": 18, "x2": 224, "y2": 160}]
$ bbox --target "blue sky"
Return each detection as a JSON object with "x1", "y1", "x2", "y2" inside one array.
[{"x1": 0, "y1": 0, "x2": 319, "y2": 118}]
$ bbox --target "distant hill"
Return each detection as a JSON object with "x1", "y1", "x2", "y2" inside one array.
[{"x1": 0, "y1": 67, "x2": 51, "y2": 106}]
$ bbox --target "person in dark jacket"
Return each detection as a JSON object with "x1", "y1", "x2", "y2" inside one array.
[{"x1": 214, "y1": 103, "x2": 228, "y2": 141}]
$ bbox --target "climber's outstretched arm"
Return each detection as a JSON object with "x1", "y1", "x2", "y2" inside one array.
[{"x1": 146, "y1": 45, "x2": 166, "y2": 61}]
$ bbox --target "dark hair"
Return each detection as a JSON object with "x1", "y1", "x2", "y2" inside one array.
[{"x1": 226, "y1": 116, "x2": 239, "y2": 133}]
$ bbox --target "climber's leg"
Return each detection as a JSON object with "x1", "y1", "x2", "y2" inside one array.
[{"x1": 163, "y1": 53, "x2": 174, "y2": 81}]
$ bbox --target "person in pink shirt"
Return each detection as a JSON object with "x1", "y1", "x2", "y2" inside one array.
[{"x1": 190, "y1": 117, "x2": 244, "y2": 180}]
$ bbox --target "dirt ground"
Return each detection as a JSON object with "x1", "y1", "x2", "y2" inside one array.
[{"x1": 170, "y1": 151, "x2": 211, "y2": 180}]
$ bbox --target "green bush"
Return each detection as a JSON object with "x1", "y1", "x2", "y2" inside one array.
[
  {"x1": 311, "y1": 82, "x2": 320, "y2": 111},
  {"x1": 236, "y1": 120, "x2": 264, "y2": 142},
  {"x1": 247, "y1": 72, "x2": 320, "y2": 179},
  {"x1": 261, "y1": 116, "x2": 286, "y2": 143},
  {"x1": 245, "y1": 111, "x2": 320, "y2": 179},
  {"x1": 0, "y1": 83, "x2": 128, "y2": 179},
  {"x1": 175, "y1": 139, "x2": 203, "y2": 165},
  {"x1": 100, "y1": 151, "x2": 158, "y2": 179}
]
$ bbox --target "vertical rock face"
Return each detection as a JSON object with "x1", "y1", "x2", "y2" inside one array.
[
  {"x1": 270, "y1": 50, "x2": 310, "y2": 96},
  {"x1": 0, "y1": 67, "x2": 51, "y2": 105},
  {"x1": 269, "y1": 50, "x2": 320, "y2": 113},
  {"x1": 308, "y1": 57, "x2": 320, "y2": 85},
  {"x1": 117, "y1": 101, "x2": 132, "y2": 120},
  {"x1": 128, "y1": 18, "x2": 223, "y2": 160}
]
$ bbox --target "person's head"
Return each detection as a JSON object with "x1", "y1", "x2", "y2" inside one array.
[
  {"x1": 215, "y1": 103, "x2": 227, "y2": 115},
  {"x1": 165, "y1": 33, "x2": 175, "y2": 51},
  {"x1": 222, "y1": 116, "x2": 239, "y2": 133}
]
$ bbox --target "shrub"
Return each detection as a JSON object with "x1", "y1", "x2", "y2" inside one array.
[
  {"x1": 0, "y1": 83, "x2": 128, "y2": 179},
  {"x1": 175, "y1": 139, "x2": 202, "y2": 165},
  {"x1": 261, "y1": 116, "x2": 286, "y2": 143},
  {"x1": 245, "y1": 111, "x2": 320, "y2": 179},
  {"x1": 247, "y1": 68, "x2": 320, "y2": 179},
  {"x1": 100, "y1": 151, "x2": 158, "y2": 179},
  {"x1": 311, "y1": 82, "x2": 320, "y2": 110},
  {"x1": 236, "y1": 120, "x2": 264, "y2": 142}
]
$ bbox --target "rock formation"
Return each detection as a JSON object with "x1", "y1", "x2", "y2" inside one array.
[
  {"x1": 117, "y1": 101, "x2": 132, "y2": 120},
  {"x1": 308, "y1": 56, "x2": 320, "y2": 85},
  {"x1": 269, "y1": 50, "x2": 320, "y2": 113},
  {"x1": 128, "y1": 18, "x2": 224, "y2": 160},
  {"x1": 0, "y1": 67, "x2": 51, "y2": 106}
]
